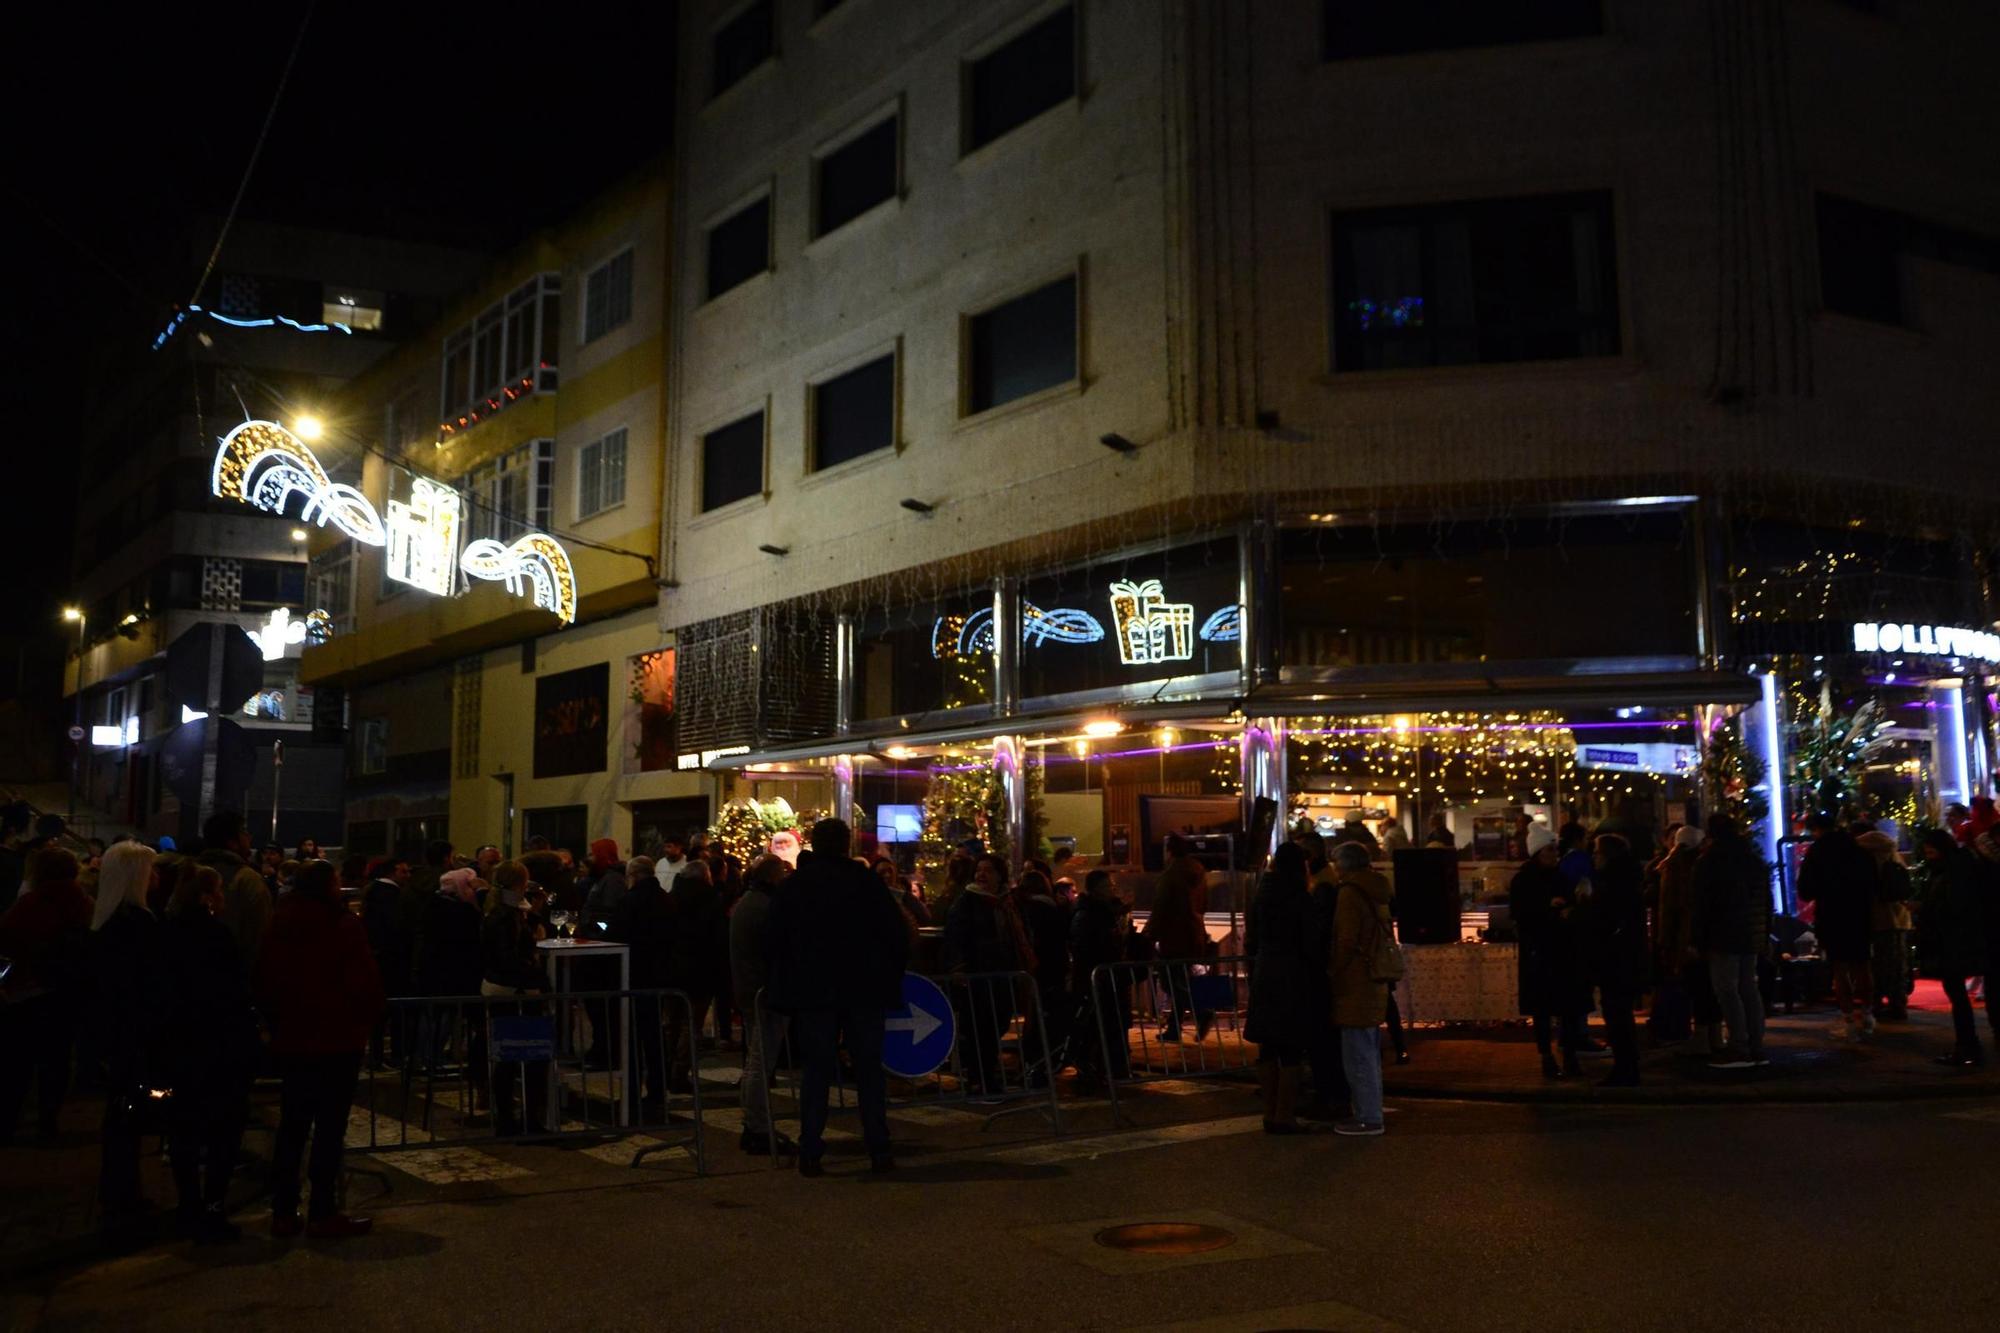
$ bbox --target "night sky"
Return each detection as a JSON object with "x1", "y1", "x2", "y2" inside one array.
[{"x1": 1, "y1": 1, "x2": 673, "y2": 708}]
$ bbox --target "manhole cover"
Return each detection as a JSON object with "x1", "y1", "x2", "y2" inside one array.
[{"x1": 1094, "y1": 1222, "x2": 1236, "y2": 1255}]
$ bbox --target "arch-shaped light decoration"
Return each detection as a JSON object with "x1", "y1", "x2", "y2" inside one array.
[
  {"x1": 929, "y1": 604, "x2": 1106, "y2": 659},
  {"x1": 461, "y1": 533, "x2": 578, "y2": 625},
  {"x1": 211, "y1": 419, "x2": 385, "y2": 546}
]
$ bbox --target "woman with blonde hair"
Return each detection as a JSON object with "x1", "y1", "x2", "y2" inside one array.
[{"x1": 90, "y1": 840, "x2": 164, "y2": 1227}]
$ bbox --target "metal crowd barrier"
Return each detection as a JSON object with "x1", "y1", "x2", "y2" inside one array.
[
  {"x1": 351, "y1": 988, "x2": 706, "y2": 1174},
  {"x1": 750, "y1": 969, "x2": 1065, "y2": 1167},
  {"x1": 1088, "y1": 954, "x2": 1255, "y2": 1124}
]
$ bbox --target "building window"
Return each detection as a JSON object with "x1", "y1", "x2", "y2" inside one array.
[
  {"x1": 310, "y1": 540, "x2": 356, "y2": 634},
  {"x1": 578, "y1": 427, "x2": 629, "y2": 519},
  {"x1": 323, "y1": 286, "x2": 385, "y2": 331},
  {"x1": 706, "y1": 194, "x2": 771, "y2": 299},
  {"x1": 1815, "y1": 193, "x2": 2000, "y2": 327},
  {"x1": 583, "y1": 248, "x2": 634, "y2": 343},
  {"x1": 811, "y1": 352, "x2": 896, "y2": 471},
  {"x1": 814, "y1": 113, "x2": 899, "y2": 238},
  {"x1": 1330, "y1": 191, "x2": 1618, "y2": 372},
  {"x1": 440, "y1": 274, "x2": 560, "y2": 431},
  {"x1": 1321, "y1": 0, "x2": 1603, "y2": 60},
  {"x1": 358, "y1": 717, "x2": 387, "y2": 775},
  {"x1": 462, "y1": 440, "x2": 555, "y2": 544},
  {"x1": 712, "y1": 0, "x2": 774, "y2": 99},
  {"x1": 966, "y1": 273, "x2": 1078, "y2": 414},
  {"x1": 701, "y1": 411, "x2": 765, "y2": 512},
  {"x1": 239, "y1": 561, "x2": 307, "y2": 610},
  {"x1": 965, "y1": 5, "x2": 1076, "y2": 153}
]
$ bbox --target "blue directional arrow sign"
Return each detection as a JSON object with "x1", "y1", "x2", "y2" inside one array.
[{"x1": 882, "y1": 972, "x2": 955, "y2": 1079}]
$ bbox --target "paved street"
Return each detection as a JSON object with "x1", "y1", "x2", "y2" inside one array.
[{"x1": 9, "y1": 1061, "x2": 1998, "y2": 1332}]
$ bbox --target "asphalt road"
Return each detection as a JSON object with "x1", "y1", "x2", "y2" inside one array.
[{"x1": 10, "y1": 1091, "x2": 1998, "y2": 1332}]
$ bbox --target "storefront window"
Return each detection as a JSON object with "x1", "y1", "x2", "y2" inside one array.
[
  {"x1": 626, "y1": 649, "x2": 677, "y2": 773},
  {"x1": 1278, "y1": 510, "x2": 1697, "y2": 668},
  {"x1": 1018, "y1": 537, "x2": 1241, "y2": 701},
  {"x1": 854, "y1": 594, "x2": 994, "y2": 724}
]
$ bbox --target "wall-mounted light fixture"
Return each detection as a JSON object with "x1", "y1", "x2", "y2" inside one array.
[
  {"x1": 1098, "y1": 433, "x2": 1137, "y2": 454},
  {"x1": 899, "y1": 498, "x2": 934, "y2": 515},
  {"x1": 757, "y1": 543, "x2": 790, "y2": 557}
]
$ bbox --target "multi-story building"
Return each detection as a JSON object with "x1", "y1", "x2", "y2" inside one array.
[
  {"x1": 293, "y1": 163, "x2": 695, "y2": 862},
  {"x1": 662, "y1": 0, "x2": 1998, "y2": 897},
  {"x1": 66, "y1": 221, "x2": 481, "y2": 845}
]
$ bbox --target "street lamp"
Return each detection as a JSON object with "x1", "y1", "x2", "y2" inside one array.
[
  {"x1": 62, "y1": 606, "x2": 85, "y2": 825},
  {"x1": 293, "y1": 414, "x2": 326, "y2": 441}
]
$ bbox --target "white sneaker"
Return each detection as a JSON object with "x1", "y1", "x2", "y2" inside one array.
[{"x1": 1860, "y1": 1014, "x2": 1877, "y2": 1037}]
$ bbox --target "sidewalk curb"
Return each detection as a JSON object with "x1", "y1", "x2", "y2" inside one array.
[{"x1": 1383, "y1": 1077, "x2": 2000, "y2": 1107}]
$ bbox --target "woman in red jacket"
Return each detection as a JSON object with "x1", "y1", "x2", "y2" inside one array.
[{"x1": 255, "y1": 859, "x2": 383, "y2": 1239}]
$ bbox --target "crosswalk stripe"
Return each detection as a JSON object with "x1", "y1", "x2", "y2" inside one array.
[{"x1": 993, "y1": 1115, "x2": 1266, "y2": 1165}]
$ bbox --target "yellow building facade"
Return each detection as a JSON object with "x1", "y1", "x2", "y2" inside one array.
[{"x1": 301, "y1": 162, "x2": 717, "y2": 861}]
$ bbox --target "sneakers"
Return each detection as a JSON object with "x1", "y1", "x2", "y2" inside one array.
[
  {"x1": 1860, "y1": 1013, "x2": 1877, "y2": 1037},
  {"x1": 1332, "y1": 1119, "x2": 1385, "y2": 1137},
  {"x1": 305, "y1": 1214, "x2": 373, "y2": 1240},
  {"x1": 1709, "y1": 1049, "x2": 1756, "y2": 1069}
]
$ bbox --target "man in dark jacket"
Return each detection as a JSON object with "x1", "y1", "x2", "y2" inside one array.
[
  {"x1": 198, "y1": 810, "x2": 273, "y2": 981},
  {"x1": 1068, "y1": 869, "x2": 1135, "y2": 1082},
  {"x1": 764, "y1": 819, "x2": 909, "y2": 1177},
  {"x1": 614, "y1": 869, "x2": 675, "y2": 1111},
  {"x1": 1797, "y1": 813, "x2": 1879, "y2": 1039},
  {"x1": 256, "y1": 860, "x2": 383, "y2": 1240},
  {"x1": 0, "y1": 847, "x2": 93, "y2": 1143},
  {"x1": 1575, "y1": 835, "x2": 1647, "y2": 1086},
  {"x1": 1512, "y1": 825, "x2": 1585, "y2": 1078},
  {"x1": 1917, "y1": 831, "x2": 1989, "y2": 1065},
  {"x1": 1691, "y1": 816, "x2": 1771, "y2": 1067},
  {"x1": 362, "y1": 858, "x2": 412, "y2": 1068}
]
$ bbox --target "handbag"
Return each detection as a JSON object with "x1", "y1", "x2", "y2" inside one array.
[{"x1": 1366, "y1": 908, "x2": 1405, "y2": 984}]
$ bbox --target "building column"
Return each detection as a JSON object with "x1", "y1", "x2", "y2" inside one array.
[
  {"x1": 832, "y1": 753, "x2": 855, "y2": 827},
  {"x1": 992, "y1": 733, "x2": 1027, "y2": 874},
  {"x1": 1930, "y1": 681, "x2": 1972, "y2": 818},
  {"x1": 1741, "y1": 671, "x2": 1789, "y2": 912},
  {"x1": 1239, "y1": 716, "x2": 1286, "y2": 865},
  {"x1": 992, "y1": 577, "x2": 1020, "y2": 718},
  {"x1": 834, "y1": 611, "x2": 855, "y2": 737}
]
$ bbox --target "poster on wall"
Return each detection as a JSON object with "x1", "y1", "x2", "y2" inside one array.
[{"x1": 533, "y1": 663, "x2": 609, "y2": 778}]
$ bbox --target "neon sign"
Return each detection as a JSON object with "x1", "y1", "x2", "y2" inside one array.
[
  {"x1": 1108, "y1": 579, "x2": 1195, "y2": 665},
  {"x1": 1852, "y1": 622, "x2": 1999, "y2": 664},
  {"x1": 210, "y1": 420, "x2": 577, "y2": 623}
]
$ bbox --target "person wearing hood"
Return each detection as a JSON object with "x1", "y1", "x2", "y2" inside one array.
[
  {"x1": 0, "y1": 846, "x2": 93, "y2": 1145},
  {"x1": 1915, "y1": 830, "x2": 1989, "y2": 1066},
  {"x1": 1575, "y1": 834, "x2": 1648, "y2": 1087},
  {"x1": 158, "y1": 865, "x2": 259, "y2": 1244},
  {"x1": 257, "y1": 860, "x2": 382, "y2": 1239},
  {"x1": 1651, "y1": 823, "x2": 1716, "y2": 1049},
  {"x1": 1511, "y1": 824, "x2": 1584, "y2": 1078},
  {"x1": 1798, "y1": 814, "x2": 1879, "y2": 1039},
  {"x1": 1245, "y1": 842, "x2": 1319, "y2": 1134},
  {"x1": 1328, "y1": 842, "x2": 1391, "y2": 1136},
  {"x1": 91, "y1": 841, "x2": 165, "y2": 1227},
  {"x1": 1857, "y1": 829, "x2": 1913, "y2": 1022},
  {"x1": 1690, "y1": 816, "x2": 1771, "y2": 1068}
]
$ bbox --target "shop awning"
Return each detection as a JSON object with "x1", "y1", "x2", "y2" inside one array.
[{"x1": 1254, "y1": 664, "x2": 1759, "y2": 715}]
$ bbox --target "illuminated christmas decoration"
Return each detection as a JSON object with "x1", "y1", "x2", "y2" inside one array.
[
  {"x1": 1108, "y1": 579, "x2": 1194, "y2": 665},
  {"x1": 250, "y1": 606, "x2": 327, "y2": 661},
  {"x1": 930, "y1": 604, "x2": 1103, "y2": 658},
  {"x1": 1198, "y1": 605, "x2": 1241, "y2": 642},
  {"x1": 154, "y1": 304, "x2": 354, "y2": 352},
  {"x1": 461, "y1": 532, "x2": 579, "y2": 625},
  {"x1": 211, "y1": 420, "x2": 384, "y2": 546},
  {"x1": 385, "y1": 477, "x2": 462, "y2": 597}
]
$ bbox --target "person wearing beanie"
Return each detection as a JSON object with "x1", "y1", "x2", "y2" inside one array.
[{"x1": 1512, "y1": 824, "x2": 1586, "y2": 1078}]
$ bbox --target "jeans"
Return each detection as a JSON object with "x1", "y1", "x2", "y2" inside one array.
[
  {"x1": 0, "y1": 995, "x2": 74, "y2": 1141},
  {"x1": 1708, "y1": 952, "x2": 1764, "y2": 1056},
  {"x1": 1308, "y1": 1018, "x2": 1348, "y2": 1109},
  {"x1": 271, "y1": 1053, "x2": 361, "y2": 1220},
  {"x1": 168, "y1": 1070, "x2": 249, "y2": 1219},
  {"x1": 737, "y1": 997, "x2": 784, "y2": 1134},
  {"x1": 1870, "y1": 930, "x2": 1909, "y2": 1012},
  {"x1": 1831, "y1": 959, "x2": 1873, "y2": 1020},
  {"x1": 1339, "y1": 1025, "x2": 1383, "y2": 1125},
  {"x1": 795, "y1": 1009, "x2": 889, "y2": 1161}
]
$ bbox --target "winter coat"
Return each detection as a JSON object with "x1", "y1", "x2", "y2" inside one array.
[
  {"x1": 197, "y1": 848, "x2": 272, "y2": 980},
  {"x1": 765, "y1": 854, "x2": 909, "y2": 1013},
  {"x1": 157, "y1": 908, "x2": 259, "y2": 1098},
  {"x1": 1329, "y1": 868, "x2": 1393, "y2": 1029},
  {"x1": 1068, "y1": 891, "x2": 1134, "y2": 994},
  {"x1": 1653, "y1": 846, "x2": 1698, "y2": 959},
  {"x1": 727, "y1": 884, "x2": 776, "y2": 1008},
  {"x1": 90, "y1": 904, "x2": 165, "y2": 1081},
  {"x1": 1855, "y1": 831, "x2": 1914, "y2": 932},
  {"x1": 582, "y1": 866, "x2": 628, "y2": 940},
  {"x1": 1575, "y1": 849, "x2": 1649, "y2": 991},
  {"x1": 1797, "y1": 830, "x2": 1877, "y2": 962},
  {"x1": 665, "y1": 877, "x2": 730, "y2": 1000},
  {"x1": 1914, "y1": 846, "x2": 1986, "y2": 977},
  {"x1": 1020, "y1": 891, "x2": 1072, "y2": 995},
  {"x1": 521, "y1": 851, "x2": 577, "y2": 914},
  {"x1": 480, "y1": 905, "x2": 546, "y2": 992},
  {"x1": 362, "y1": 878, "x2": 411, "y2": 996},
  {"x1": 616, "y1": 875, "x2": 674, "y2": 990},
  {"x1": 1690, "y1": 833, "x2": 1771, "y2": 956},
  {"x1": 256, "y1": 891, "x2": 384, "y2": 1055},
  {"x1": 1510, "y1": 857, "x2": 1581, "y2": 1016},
  {"x1": 1143, "y1": 855, "x2": 1209, "y2": 960},
  {"x1": 1243, "y1": 871, "x2": 1322, "y2": 1049},
  {"x1": 0, "y1": 877, "x2": 92, "y2": 1002},
  {"x1": 942, "y1": 887, "x2": 1024, "y2": 976},
  {"x1": 416, "y1": 893, "x2": 484, "y2": 996}
]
